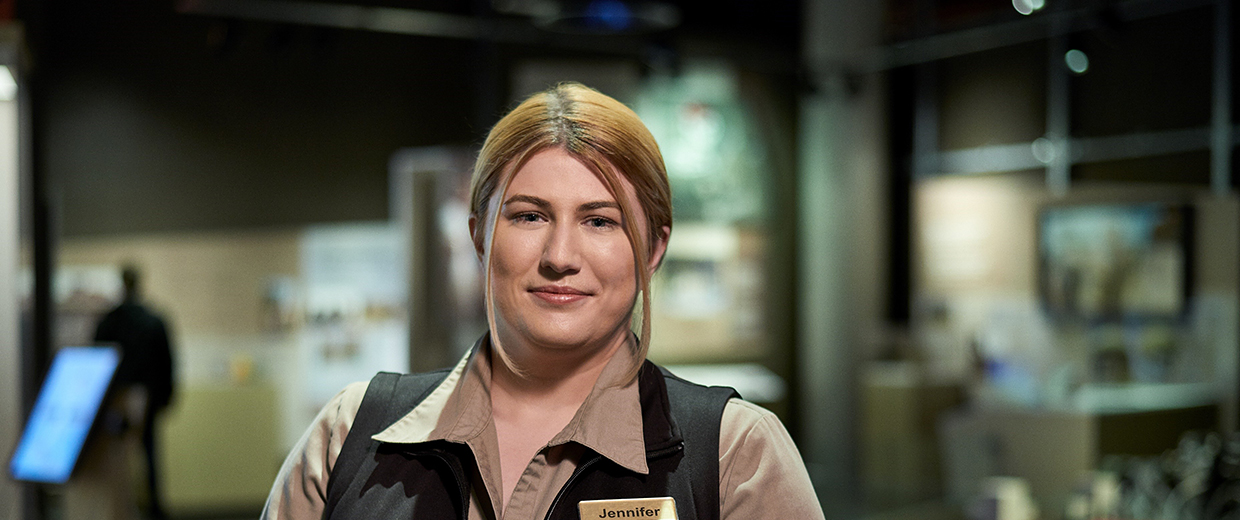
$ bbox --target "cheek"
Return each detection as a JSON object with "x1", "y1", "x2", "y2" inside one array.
[
  {"x1": 488, "y1": 228, "x2": 542, "y2": 280},
  {"x1": 590, "y1": 237, "x2": 639, "y2": 287}
]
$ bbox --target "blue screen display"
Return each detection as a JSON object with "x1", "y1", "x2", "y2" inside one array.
[{"x1": 9, "y1": 346, "x2": 120, "y2": 484}]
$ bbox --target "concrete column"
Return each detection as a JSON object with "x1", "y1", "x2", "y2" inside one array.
[
  {"x1": 799, "y1": 0, "x2": 887, "y2": 516},
  {"x1": 1, "y1": 77, "x2": 23, "y2": 520}
]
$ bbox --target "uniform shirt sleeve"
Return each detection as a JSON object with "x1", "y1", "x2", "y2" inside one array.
[
  {"x1": 260, "y1": 381, "x2": 368, "y2": 520},
  {"x1": 719, "y1": 398, "x2": 825, "y2": 520}
]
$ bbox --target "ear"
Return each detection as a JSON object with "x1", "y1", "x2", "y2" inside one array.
[
  {"x1": 646, "y1": 225, "x2": 671, "y2": 274},
  {"x1": 468, "y1": 214, "x2": 485, "y2": 261}
]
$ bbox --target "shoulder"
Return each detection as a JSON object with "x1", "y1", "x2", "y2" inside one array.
[
  {"x1": 118, "y1": 302, "x2": 171, "y2": 330},
  {"x1": 297, "y1": 381, "x2": 372, "y2": 470},
  {"x1": 307, "y1": 380, "x2": 371, "y2": 463},
  {"x1": 717, "y1": 398, "x2": 825, "y2": 519},
  {"x1": 139, "y1": 304, "x2": 171, "y2": 327},
  {"x1": 260, "y1": 380, "x2": 371, "y2": 520},
  {"x1": 721, "y1": 398, "x2": 777, "y2": 425},
  {"x1": 657, "y1": 365, "x2": 739, "y2": 402},
  {"x1": 333, "y1": 380, "x2": 370, "y2": 431},
  {"x1": 94, "y1": 305, "x2": 124, "y2": 327},
  {"x1": 719, "y1": 398, "x2": 788, "y2": 455}
]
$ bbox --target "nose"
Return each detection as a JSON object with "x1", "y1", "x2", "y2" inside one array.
[{"x1": 540, "y1": 222, "x2": 581, "y2": 276}]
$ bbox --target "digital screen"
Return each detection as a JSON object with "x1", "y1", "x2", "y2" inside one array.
[
  {"x1": 1039, "y1": 203, "x2": 1191, "y2": 321},
  {"x1": 9, "y1": 346, "x2": 120, "y2": 484}
]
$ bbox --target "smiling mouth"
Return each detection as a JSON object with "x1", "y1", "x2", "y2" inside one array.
[{"x1": 529, "y1": 285, "x2": 591, "y2": 304}]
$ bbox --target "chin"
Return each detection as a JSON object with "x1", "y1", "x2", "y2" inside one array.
[
  {"x1": 526, "y1": 327, "x2": 602, "y2": 351},
  {"x1": 514, "y1": 317, "x2": 622, "y2": 352},
  {"x1": 494, "y1": 303, "x2": 632, "y2": 353}
]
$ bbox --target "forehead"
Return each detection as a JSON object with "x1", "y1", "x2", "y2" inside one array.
[{"x1": 505, "y1": 148, "x2": 628, "y2": 204}]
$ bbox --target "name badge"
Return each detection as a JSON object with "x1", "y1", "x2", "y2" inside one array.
[{"x1": 578, "y1": 497, "x2": 677, "y2": 519}]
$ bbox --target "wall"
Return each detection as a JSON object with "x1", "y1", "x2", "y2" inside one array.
[
  {"x1": 59, "y1": 229, "x2": 301, "y2": 335},
  {"x1": 58, "y1": 229, "x2": 302, "y2": 514}
]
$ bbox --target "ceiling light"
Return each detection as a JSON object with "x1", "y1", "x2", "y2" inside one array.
[
  {"x1": 1013, "y1": 0, "x2": 1046, "y2": 15},
  {"x1": 0, "y1": 66, "x2": 16, "y2": 101},
  {"x1": 1065, "y1": 49, "x2": 1089, "y2": 74}
]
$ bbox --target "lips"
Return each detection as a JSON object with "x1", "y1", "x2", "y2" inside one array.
[{"x1": 529, "y1": 285, "x2": 591, "y2": 305}]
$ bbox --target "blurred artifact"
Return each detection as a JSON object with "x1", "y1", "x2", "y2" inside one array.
[{"x1": 93, "y1": 266, "x2": 177, "y2": 520}]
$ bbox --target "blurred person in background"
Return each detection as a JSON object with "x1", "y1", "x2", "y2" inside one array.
[
  {"x1": 94, "y1": 265, "x2": 176, "y2": 520},
  {"x1": 262, "y1": 82, "x2": 823, "y2": 519}
]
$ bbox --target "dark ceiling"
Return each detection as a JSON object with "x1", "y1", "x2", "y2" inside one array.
[{"x1": 18, "y1": 0, "x2": 801, "y2": 236}]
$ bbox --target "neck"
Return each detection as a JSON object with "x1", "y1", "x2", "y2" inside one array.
[{"x1": 489, "y1": 330, "x2": 630, "y2": 406}]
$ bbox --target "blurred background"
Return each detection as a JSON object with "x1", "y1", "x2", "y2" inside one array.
[{"x1": 1, "y1": 0, "x2": 1239, "y2": 519}]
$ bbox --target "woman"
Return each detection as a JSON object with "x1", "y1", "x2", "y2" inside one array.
[{"x1": 262, "y1": 83, "x2": 823, "y2": 520}]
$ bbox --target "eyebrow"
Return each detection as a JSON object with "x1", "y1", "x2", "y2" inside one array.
[
  {"x1": 503, "y1": 194, "x2": 621, "y2": 213},
  {"x1": 503, "y1": 194, "x2": 551, "y2": 209},
  {"x1": 579, "y1": 201, "x2": 621, "y2": 211}
]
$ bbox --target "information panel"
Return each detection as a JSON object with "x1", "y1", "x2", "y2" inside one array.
[{"x1": 9, "y1": 346, "x2": 120, "y2": 484}]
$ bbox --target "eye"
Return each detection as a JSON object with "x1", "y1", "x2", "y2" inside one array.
[
  {"x1": 511, "y1": 212, "x2": 544, "y2": 224},
  {"x1": 585, "y1": 217, "x2": 617, "y2": 229}
]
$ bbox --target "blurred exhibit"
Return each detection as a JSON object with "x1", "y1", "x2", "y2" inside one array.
[{"x1": 1, "y1": 0, "x2": 1240, "y2": 519}]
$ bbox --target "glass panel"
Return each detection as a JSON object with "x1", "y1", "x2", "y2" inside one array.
[{"x1": 634, "y1": 62, "x2": 770, "y2": 364}]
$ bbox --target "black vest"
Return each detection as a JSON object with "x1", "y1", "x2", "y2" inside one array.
[{"x1": 323, "y1": 360, "x2": 738, "y2": 520}]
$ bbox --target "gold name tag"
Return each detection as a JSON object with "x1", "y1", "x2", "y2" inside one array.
[{"x1": 578, "y1": 497, "x2": 678, "y2": 519}]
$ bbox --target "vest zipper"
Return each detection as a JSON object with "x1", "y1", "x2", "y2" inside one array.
[
  {"x1": 543, "y1": 442, "x2": 685, "y2": 520},
  {"x1": 411, "y1": 448, "x2": 471, "y2": 520},
  {"x1": 544, "y1": 453, "x2": 603, "y2": 520}
]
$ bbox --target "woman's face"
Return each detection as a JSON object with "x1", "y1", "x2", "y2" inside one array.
[{"x1": 474, "y1": 147, "x2": 665, "y2": 356}]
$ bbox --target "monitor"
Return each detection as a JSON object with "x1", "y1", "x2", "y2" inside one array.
[
  {"x1": 1038, "y1": 202, "x2": 1192, "y2": 322},
  {"x1": 9, "y1": 346, "x2": 121, "y2": 484}
]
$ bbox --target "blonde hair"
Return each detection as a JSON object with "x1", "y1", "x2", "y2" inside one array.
[{"x1": 470, "y1": 82, "x2": 671, "y2": 383}]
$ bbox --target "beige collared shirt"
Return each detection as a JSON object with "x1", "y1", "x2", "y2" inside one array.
[{"x1": 262, "y1": 344, "x2": 824, "y2": 520}]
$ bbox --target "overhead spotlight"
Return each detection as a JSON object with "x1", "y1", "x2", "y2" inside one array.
[
  {"x1": 1064, "y1": 49, "x2": 1089, "y2": 74},
  {"x1": 584, "y1": 0, "x2": 632, "y2": 31},
  {"x1": 524, "y1": 0, "x2": 680, "y2": 34},
  {"x1": 1013, "y1": 0, "x2": 1046, "y2": 15}
]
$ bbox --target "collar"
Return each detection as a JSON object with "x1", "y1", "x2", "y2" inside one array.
[{"x1": 371, "y1": 335, "x2": 656, "y2": 475}]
